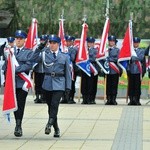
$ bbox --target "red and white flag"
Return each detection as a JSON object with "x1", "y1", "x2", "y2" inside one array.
[
  {"x1": 12, "y1": 54, "x2": 33, "y2": 91},
  {"x1": 75, "y1": 23, "x2": 91, "y2": 76},
  {"x1": 96, "y1": 17, "x2": 110, "y2": 74},
  {"x1": 2, "y1": 50, "x2": 17, "y2": 122},
  {"x1": 118, "y1": 20, "x2": 132, "y2": 71},
  {"x1": 25, "y1": 18, "x2": 38, "y2": 50},
  {"x1": 58, "y1": 19, "x2": 67, "y2": 52},
  {"x1": 118, "y1": 20, "x2": 142, "y2": 76}
]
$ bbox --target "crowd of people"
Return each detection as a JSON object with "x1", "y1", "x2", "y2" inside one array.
[{"x1": 0, "y1": 29, "x2": 150, "y2": 138}]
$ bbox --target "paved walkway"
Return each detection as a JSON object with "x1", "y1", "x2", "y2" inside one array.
[{"x1": 0, "y1": 95, "x2": 150, "y2": 150}]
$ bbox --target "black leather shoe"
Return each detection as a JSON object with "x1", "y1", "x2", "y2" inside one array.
[
  {"x1": 45, "y1": 118, "x2": 54, "y2": 135},
  {"x1": 45, "y1": 124, "x2": 51, "y2": 135},
  {"x1": 68, "y1": 100, "x2": 76, "y2": 104},
  {"x1": 54, "y1": 128, "x2": 60, "y2": 138},
  {"x1": 60, "y1": 100, "x2": 68, "y2": 104},
  {"x1": 14, "y1": 126, "x2": 22, "y2": 137},
  {"x1": 105, "y1": 101, "x2": 112, "y2": 105}
]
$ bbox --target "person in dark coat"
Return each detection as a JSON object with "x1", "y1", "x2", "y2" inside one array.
[{"x1": 3, "y1": 30, "x2": 34, "y2": 137}]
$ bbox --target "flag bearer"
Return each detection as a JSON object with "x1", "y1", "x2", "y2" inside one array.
[
  {"x1": 81, "y1": 37, "x2": 98, "y2": 104},
  {"x1": 33, "y1": 34, "x2": 48, "y2": 103},
  {"x1": 105, "y1": 35, "x2": 121, "y2": 105},
  {"x1": 60, "y1": 35, "x2": 78, "y2": 104},
  {"x1": 127, "y1": 37, "x2": 148, "y2": 105},
  {"x1": 3, "y1": 30, "x2": 34, "y2": 137}
]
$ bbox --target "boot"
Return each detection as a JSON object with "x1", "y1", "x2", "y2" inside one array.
[
  {"x1": 45, "y1": 118, "x2": 54, "y2": 135},
  {"x1": 34, "y1": 94, "x2": 42, "y2": 103},
  {"x1": 90, "y1": 95, "x2": 96, "y2": 104},
  {"x1": 128, "y1": 96, "x2": 136, "y2": 105},
  {"x1": 105, "y1": 95, "x2": 112, "y2": 105},
  {"x1": 86, "y1": 95, "x2": 91, "y2": 104},
  {"x1": 14, "y1": 119, "x2": 22, "y2": 137},
  {"x1": 112, "y1": 95, "x2": 117, "y2": 105},
  {"x1": 81, "y1": 95, "x2": 88, "y2": 104},
  {"x1": 40, "y1": 94, "x2": 46, "y2": 103},
  {"x1": 136, "y1": 95, "x2": 141, "y2": 105},
  {"x1": 60, "y1": 93, "x2": 67, "y2": 104},
  {"x1": 53, "y1": 119, "x2": 60, "y2": 138},
  {"x1": 128, "y1": 96, "x2": 133, "y2": 105},
  {"x1": 68, "y1": 93, "x2": 76, "y2": 104}
]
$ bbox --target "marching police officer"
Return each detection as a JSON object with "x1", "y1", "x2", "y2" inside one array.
[
  {"x1": 105, "y1": 35, "x2": 122, "y2": 105},
  {"x1": 2, "y1": 30, "x2": 34, "y2": 137},
  {"x1": 32, "y1": 34, "x2": 71, "y2": 137},
  {"x1": 127, "y1": 37, "x2": 148, "y2": 105},
  {"x1": 60, "y1": 35, "x2": 78, "y2": 104},
  {"x1": 33, "y1": 34, "x2": 48, "y2": 103},
  {"x1": 81, "y1": 37, "x2": 98, "y2": 104}
]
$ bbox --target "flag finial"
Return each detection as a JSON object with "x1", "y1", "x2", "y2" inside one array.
[
  {"x1": 82, "y1": 15, "x2": 87, "y2": 23},
  {"x1": 59, "y1": 9, "x2": 65, "y2": 21},
  {"x1": 105, "y1": 0, "x2": 109, "y2": 18},
  {"x1": 130, "y1": 12, "x2": 133, "y2": 21}
]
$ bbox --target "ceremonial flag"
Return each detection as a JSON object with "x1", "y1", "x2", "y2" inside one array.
[
  {"x1": 75, "y1": 23, "x2": 91, "y2": 76},
  {"x1": 2, "y1": 50, "x2": 17, "y2": 122},
  {"x1": 118, "y1": 20, "x2": 132, "y2": 71},
  {"x1": 25, "y1": 18, "x2": 38, "y2": 50},
  {"x1": 58, "y1": 19, "x2": 67, "y2": 52},
  {"x1": 12, "y1": 54, "x2": 33, "y2": 91},
  {"x1": 96, "y1": 17, "x2": 110, "y2": 74}
]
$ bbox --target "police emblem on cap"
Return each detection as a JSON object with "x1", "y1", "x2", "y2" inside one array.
[
  {"x1": 15, "y1": 30, "x2": 27, "y2": 38},
  {"x1": 49, "y1": 34, "x2": 61, "y2": 43},
  {"x1": 133, "y1": 37, "x2": 141, "y2": 43},
  {"x1": 7, "y1": 37, "x2": 15, "y2": 43},
  {"x1": 86, "y1": 37, "x2": 95, "y2": 43}
]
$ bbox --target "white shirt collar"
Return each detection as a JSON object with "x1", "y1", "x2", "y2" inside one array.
[
  {"x1": 50, "y1": 49, "x2": 59, "y2": 56},
  {"x1": 16, "y1": 46, "x2": 24, "y2": 50}
]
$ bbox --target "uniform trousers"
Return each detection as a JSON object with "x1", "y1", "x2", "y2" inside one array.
[
  {"x1": 43, "y1": 90, "x2": 63, "y2": 119},
  {"x1": 106, "y1": 74, "x2": 119, "y2": 96},
  {"x1": 14, "y1": 88, "x2": 28, "y2": 121},
  {"x1": 69, "y1": 72, "x2": 78, "y2": 98},
  {"x1": 128, "y1": 73, "x2": 141, "y2": 97},
  {"x1": 81, "y1": 72, "x2": 98, "y2": 97},
  {"x1": 34, "y1": 72, "x2": 44, "y2": 95}
]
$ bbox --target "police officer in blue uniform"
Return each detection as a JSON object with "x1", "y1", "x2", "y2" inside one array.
[
  {"x1": 81, "y1": 37, "x2": 98, "y2": 104},
  {"x1": 60, "y1": 35, "x2": 78, "y2": 104},
  {"x1": 3, "y1": 30, "x2": 34, "y2": 137},
  {"x1": 33, "y1": 34, "x2": 71, "y2": 137},
  {"x1": 33, "y1": 34, "x2": 48, "y2": 103},
  {"x1": 127, "y1": 37, "x2": 148, "y2": 105},
  {"x1": 105, "y1": 35, "x2": 122, "y2": 105}
]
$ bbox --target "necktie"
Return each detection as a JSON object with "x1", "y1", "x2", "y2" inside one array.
[
  {"x1": 53, "y1": 52, "x2": 56, "y2": 59},
  {"x1": 17, "y1": 48, "x2": 20, "y2": 55}
]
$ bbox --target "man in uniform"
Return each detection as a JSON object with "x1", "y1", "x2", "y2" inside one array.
[
  {"x1": 127, "y1": 37, "x2": 148, "y2": 105},
  {"x1": 81, "y1": 37, "x2": 98, "y2": 104},
  {"x1": 3, "y1": 30, "x2": 34, "y2": 137},
  {"x1": 32, "y1": 34, "x2": 71, "y2": 137},
  {"x1": 33, "y1": 34, "x2": 48, "y2": 103},
  {"x1": 60, "y1": 35, "x2": 78, "y2": 104},
  {"x1": 105, "y1": 35, "x2": 121, "y2": 105}
]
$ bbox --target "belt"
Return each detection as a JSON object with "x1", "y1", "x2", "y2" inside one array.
[{"x1": 45, "y1": 72, "x2": 64, "y2": 77}]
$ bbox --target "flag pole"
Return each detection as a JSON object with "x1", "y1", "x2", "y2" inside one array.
[
  {"x1": 103, "y1": 0, "x2": 109, "y2": 102},
  {"x1": 126, "y1": 12, "x2": 133, "y2": 103}
]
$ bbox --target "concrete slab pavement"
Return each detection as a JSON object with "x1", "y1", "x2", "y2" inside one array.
[{"x1": 0, "y1": 95, "x2": 150, "y2": 150}]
